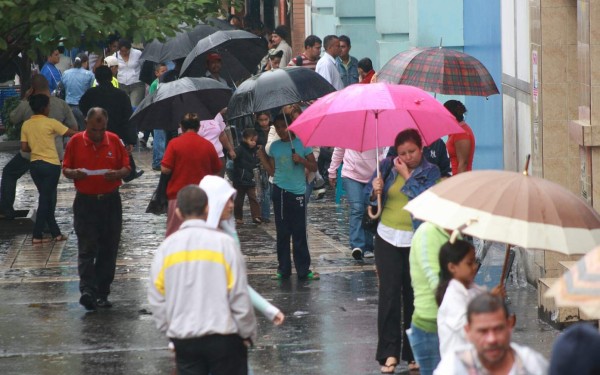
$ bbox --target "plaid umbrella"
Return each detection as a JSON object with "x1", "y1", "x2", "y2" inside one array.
[{"x1": 377, "y1": 47, "x2": 499, "y2": 97}]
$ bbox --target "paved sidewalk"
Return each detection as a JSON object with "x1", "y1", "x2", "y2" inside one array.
[{"x1": 0, "y1": 148, "x2": 559, "y2": 374}]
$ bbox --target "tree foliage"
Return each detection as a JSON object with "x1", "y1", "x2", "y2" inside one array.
[{"x1": 0, "y1": 0, "x2": 243, "y2": 74}]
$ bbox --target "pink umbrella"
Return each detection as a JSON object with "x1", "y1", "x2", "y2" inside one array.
[{"x1": 288, "y1": 83, "x2": 464, "y2": 218}]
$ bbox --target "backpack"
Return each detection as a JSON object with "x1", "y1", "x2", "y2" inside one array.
[{"x1": 295, "y1": 55, "x2": 303, "y2": 67}]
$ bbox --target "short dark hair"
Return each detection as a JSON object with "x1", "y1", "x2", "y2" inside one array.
[
  {"x1": 358, "y1": 58, "x2": 373, "y2": 72},
  {"x1": 467, "y1": 293, "x2": 509, "y2": 323},
  {"x1": 323, "y1": 35, "x2": 339, "y2": 50},
  {"x1": 31, "y1": 74, "x2": 49, "y2": 91},
  {"x1": 177, "y1": 185, "x2": 208, "y2": 218},
  {"x1": 304, "y1": 35, "x2": 322, "y2": 48},
  {"x1": 338, "y1": 35, "x2": 351, "y2": 47},
  {"x1": 394, "y1": 128, "x2": 423, "y2": 149},
  {"x1": 273, "y1": 113, "x2": 290, "y2": 128},
  {"x1": 118, "y1": 38, "x2": 132, "y2": 50},
  {"x1": 180, "y1": 113, "x2": 200, "y2": 131},
  {"x1": 86, "y1": 107, "x2": 108, "y2": 121},
  {"x1": 28, "y1": 94, "x2": 49, "y2": 114},
  {"x1": 94, "y1": 66, "x2": 113, "y2": 84},
  {"x1": 242, "y1": 128, "x2": 258, "y2": 139}
]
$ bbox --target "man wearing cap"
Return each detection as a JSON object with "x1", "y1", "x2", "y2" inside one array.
[
  {"x1": 97, "y1": 55, "x2": 120, "y2": 88},
  {"x1": 270, "y1": 26, "x2": 292, "y2": 67},
  {"x1": 287, "y1": 35, "x2": 322, "y2": 71},
  {"x1": 205, "y1": 53, "x2": 228, "y2": 86},
  {"x1": 315, "y1": 35, "x2": 344, "y2": 90},
  {"x1": 63, "y1": 107, "x2": 130, "y2": 310}
]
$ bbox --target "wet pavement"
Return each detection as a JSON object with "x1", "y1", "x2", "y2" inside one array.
[{"x1": 0, "y1": 148, "x2": 559, "y2": 374}]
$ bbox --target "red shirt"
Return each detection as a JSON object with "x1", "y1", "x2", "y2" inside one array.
[
  {"x1": 63, "y1": 131, "x2": 130, "y2": 194},
  {"x1": 447, "y1": 122, "x2": 475, "y2": 175},
  {"x1": 360, "y1": 70, "x2": 375, "y2": 84},
  {"x1": 162, "y1": 132, "x2": 222, "y2": 200}
]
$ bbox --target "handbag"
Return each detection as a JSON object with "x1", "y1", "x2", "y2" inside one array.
[
  {"x1": 146, "y1": 173, "x2": 171, "y2": 215},
  {"x1": 361, "y1": 161, "x2": 393, "y2": 233}
]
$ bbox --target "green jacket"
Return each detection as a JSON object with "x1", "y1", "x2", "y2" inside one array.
[{"x1": 409, "y1": 222, "x2": 451, "y2": 332}]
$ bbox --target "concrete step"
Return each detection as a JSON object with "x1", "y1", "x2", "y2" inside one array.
[{"x1": 538, "y1": 277, "x2": 599, "y2": 328}]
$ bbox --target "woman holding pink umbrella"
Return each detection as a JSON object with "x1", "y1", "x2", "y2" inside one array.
[{"x1": 365, "y1": 129, "x2": 440, "y2": 373}]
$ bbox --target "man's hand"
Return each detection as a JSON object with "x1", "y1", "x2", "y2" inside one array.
[
  {"x1": 67, "y1": 169, "x2": 88, "y2": 180},
  {"x1": 104, "y1": 170, "x2": 124, "y2": 181},
  {"x1": 126, "y1": 144, "x2": 134, "y2": 153},
  {"x1": 329, "y1": 177, "x2": 336, "y2": 188},
  {"x1": 228, "y1": 149, "x2": 236, "y2": 160},
  {"x1": 291, "y1": 153, "x2": 304, "y2": 164}
]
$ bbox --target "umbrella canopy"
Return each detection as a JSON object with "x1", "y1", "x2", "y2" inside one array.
[
  {"x1": 377, "y1": 47, "x2": 499, "y2": 97},
  {"x1": 404, "y1": 170, "x2": 600, "y2": 254},
  {"x1": 140, "y1": 24, "x2": 218, "y2": 63},
  {"x1": 129, "y1": 77, "x2": 231, "y2": 131},
  {"x1": 180, "y1": 30, "x2": 267, "y2": 83},
  {"x1": 545, "y1": 246, "x2": 600, "y2": 319},
  {"x1": 287, "y1": 83, "x2": 464, "y2": 151},
  {"x1": 227, "y1": 66, "x2": 336, "y2": 120}
]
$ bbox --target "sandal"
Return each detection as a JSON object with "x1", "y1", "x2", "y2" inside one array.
[
  {"x1": 235, "y1": 219, "x2": 243, "y2": 225},
  {"x1": 32, "y1": 237, "x2": 52, "y2": 244},
  {"x1": 381, "y1": 357, "x2": 398, "y2": 374},
  {"x1": 54, "y1": 235, "x2": 68, "y2": 242},
  {"x1": 408, "y1": 361, "x2": 420, "y2": 371}
]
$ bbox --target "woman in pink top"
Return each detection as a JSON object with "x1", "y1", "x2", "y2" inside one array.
[
  {"x1": 444, "y1": 100, "x2": 475, "y2": 175},
  {"x1": 197, "y1": 109, "x2": 235, "y2": 177},
  {"x1": 328, "y1": 148, "x2": 378, "y2": 259}
]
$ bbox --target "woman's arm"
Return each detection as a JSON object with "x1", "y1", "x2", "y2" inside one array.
[
  {"x1": 454, "y1": 139, "x2": 472, "y2": 174},
  {"x1": 20, "y1": 142, "x2": 31, "y2": 153}
]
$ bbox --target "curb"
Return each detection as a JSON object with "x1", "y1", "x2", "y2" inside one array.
[{"x1": 0, "y1": 140, "x2": 19, "y2": 152}]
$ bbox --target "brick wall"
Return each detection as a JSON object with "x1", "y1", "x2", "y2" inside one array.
[{"x1": 290, "y1": 1, "x2": 306, "y2": 55}]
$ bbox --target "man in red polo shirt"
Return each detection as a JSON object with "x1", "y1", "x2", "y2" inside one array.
[
  {"x1": 162, "y1": 112, "x2": 221, "y2": 236},
  {"x1": 63, "y1": 107, "x2": 130, "y2": 311}
]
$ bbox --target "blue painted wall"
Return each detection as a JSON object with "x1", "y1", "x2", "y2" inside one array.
[{"x1": 463, "y1": 0, "x2": 503, "y2": 170}]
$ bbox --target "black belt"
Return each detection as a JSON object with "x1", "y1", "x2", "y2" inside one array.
[{"x1": 76, "y1": 190, "x2": 119, "y2": 200}]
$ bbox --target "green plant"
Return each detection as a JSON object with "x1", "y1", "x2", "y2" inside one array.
[{"x1": 0, "y1": 95, "x2": 22, "y2": 140}]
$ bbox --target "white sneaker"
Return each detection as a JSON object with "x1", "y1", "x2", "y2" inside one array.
[
  {"x1": 363, "y1": 250, "x2": 374, "y2": 258},
  {"x1": 352, "y1": 248, "x2": 363, "y2": 260}
]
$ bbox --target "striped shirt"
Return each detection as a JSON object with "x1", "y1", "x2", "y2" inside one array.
[{"x1": 287, "y1": 53, "x2": 318, "y2": 70}]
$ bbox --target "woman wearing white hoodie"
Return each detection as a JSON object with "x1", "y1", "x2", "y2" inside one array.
[{"x1": 199, "y1": 175, "x2": 285, "y2": 324}]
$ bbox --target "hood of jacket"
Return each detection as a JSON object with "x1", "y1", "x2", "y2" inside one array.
[{"x1": 199, "y1": 175, "x2": 237, "y2": 237}]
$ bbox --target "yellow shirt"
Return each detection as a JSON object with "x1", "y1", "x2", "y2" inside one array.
[
  {"x1": 21, "y1": 115, "x2": 69, "y2": 165},
  {"x1": 380, "y1": 174, "x2": 413, "y2": 232}
]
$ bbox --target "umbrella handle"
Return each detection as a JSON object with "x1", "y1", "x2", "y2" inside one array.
[{"x1": 368, "y1": 193, "x2": 383, "y2": 219}]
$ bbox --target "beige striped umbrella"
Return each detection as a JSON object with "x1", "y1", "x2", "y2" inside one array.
[
  {"x1": 404, "y1": 170, "x2": 600, "y2": 255},
  {"x1": 545, "y1": 246, "x2": 600, "y2": 319}
]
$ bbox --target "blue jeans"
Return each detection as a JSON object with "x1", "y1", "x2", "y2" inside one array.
[
  {"x1": 260, "y1": 174, "x2": 272, "y2": 220},
  {"x1": 29, "y1": 160, "x2": 62, "y2": 239},
  {"x1": 406, "y1": 323, "x2": 441, "y2": 375},
  {"x1": 152, "y1": 129, "x2": 166, "y2": 169},
  {"x1": 342, "y1": 177, "x2": 373, "y2": 252}
]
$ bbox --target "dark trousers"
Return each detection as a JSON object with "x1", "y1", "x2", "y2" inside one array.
[
  {"x1": 171, "y1": 334, "x2": 248, "y2": 375},
  {"x1": 234, "y1": 185, "x2": 260, "y2": 220},
  {"x1": 69, "y1": 104, "x2": 85, "y2": 130},
  {"x1": 74, "y1": 191, "x2": 122, "y2": 298},
  {"x1": 374, "y1": 233, "x2": 415, "y2": 364},
  {"x1": 272, "y1": 184, "x2": 311, "y2": 278},
  {"x1": 0, "y1": 153, "x2": 30, "y2": 216},
  {"x1": 29, "y1": 160, "x2": 61, "y2": 238}
]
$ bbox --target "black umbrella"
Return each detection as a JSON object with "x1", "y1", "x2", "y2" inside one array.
[
  {"x1": 140, "y1": 24, "x2": 218, "y2": 63},
  {"x1": 180, "y1": 30, "x2": 267, "y2": 83},
  {"x1": 130, "y1": 77, "x2": 232, "y2": 131},
  {"x1": 226, "y1": 67, "x2": 337, "y2": 120}
]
